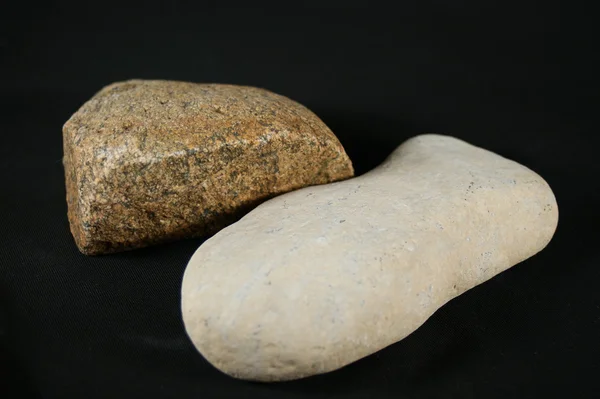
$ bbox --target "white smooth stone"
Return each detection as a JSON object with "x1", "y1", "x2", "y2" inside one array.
[{"x1": 181, "y1": 134, "x2": 558, "y2": 381}]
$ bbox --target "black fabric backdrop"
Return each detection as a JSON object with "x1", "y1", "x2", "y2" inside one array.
[{"x1": 1, "y1": 2, "x2": 599, "y2": 398}]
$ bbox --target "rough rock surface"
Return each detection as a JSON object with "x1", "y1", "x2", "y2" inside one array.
[
  {"x1": 181, "y1": 134, "x2": 558, "y2": 381},
  {"x1": 63, "y1": 80, "x2": 353, "y2": 255}
]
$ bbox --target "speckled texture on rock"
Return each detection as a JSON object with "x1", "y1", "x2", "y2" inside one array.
[
  {"x1": 181, "y1": 134, "x2": 558, "y2": 382},
  {"x1": 63, "y1": 80, "x2": 353, "y2": 255}
]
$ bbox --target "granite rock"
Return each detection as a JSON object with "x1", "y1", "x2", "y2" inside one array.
[
  {"x1": 63, "y1": 80, "x2": 353, "y2": 255},
  {"x1": 181, "y1": 134, "x2": 558, "y2": 381}
]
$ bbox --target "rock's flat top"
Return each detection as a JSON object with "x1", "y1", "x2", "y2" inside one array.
[
  {"x1": 63, "y1": 80, "x2": 353, "y2": 255},
  {"x1": 181, "y1": 134, "x2": 558, "y2": 381}
]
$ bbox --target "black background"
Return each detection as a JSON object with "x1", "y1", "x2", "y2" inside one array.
[{"x1": 1, "y1": 1, "x2": 599, "y2": 398}]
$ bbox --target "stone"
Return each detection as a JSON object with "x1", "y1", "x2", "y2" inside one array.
[
  {"x1": 181, "y1": 134, "x2": 558, "y2": 381},
  {"x1": 63, "y1": 80, "x2": 353, "y2": 255}
]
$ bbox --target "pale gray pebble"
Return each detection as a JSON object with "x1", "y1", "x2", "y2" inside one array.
[{"x1": 181, "y1": 134, "x2": 558, "y2": 381}]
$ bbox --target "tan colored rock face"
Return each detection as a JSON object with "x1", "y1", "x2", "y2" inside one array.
[
  {"x1": 181, "y1": 134, "x2": 558, "y2": 381},
  {"x1": 63, "y1": 80, "x2": 353, "y2": 255}
]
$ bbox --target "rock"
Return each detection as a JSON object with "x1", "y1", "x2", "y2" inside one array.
[
  {"x1": 63, "y1": 80, "x2": 353, "y2": 255},
  {"x1": 181, "y1": 134, "x2": 558, "y2": 381}
]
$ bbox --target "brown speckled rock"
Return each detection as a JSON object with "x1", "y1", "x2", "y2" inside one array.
[{"x1": 63, "y1": 80, "x2": 353, "y2": 255}]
